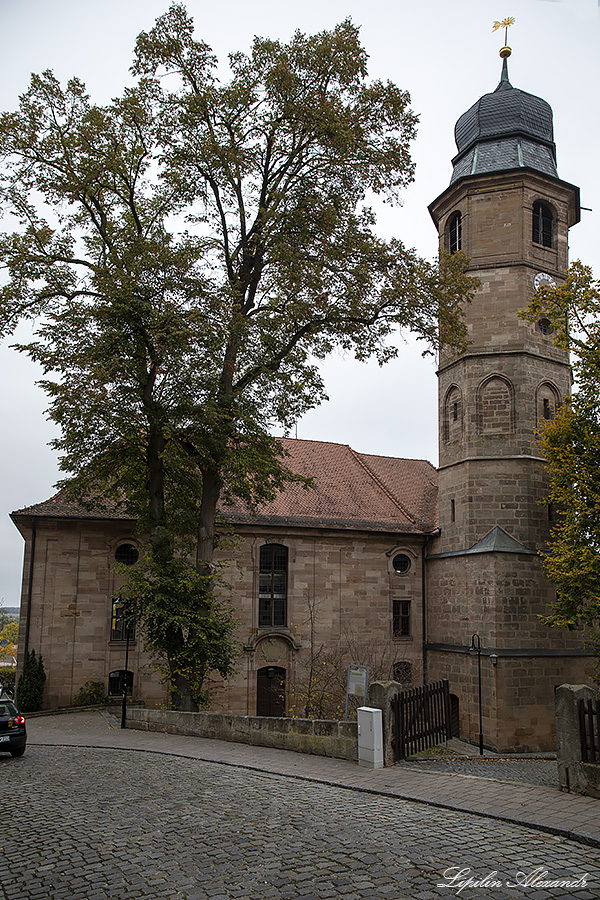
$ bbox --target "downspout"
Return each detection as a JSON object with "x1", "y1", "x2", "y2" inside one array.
[
  {"x1": 422, "y1": 527, "x2": 440, "y2": 686},
  {"x1": 23, "y1": 517, "x2": 37, "y2": 655}
]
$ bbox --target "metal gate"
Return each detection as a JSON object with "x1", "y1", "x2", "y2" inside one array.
[
  {"x1": 579, "y1": 696, "x2": 600, "y2": 762},
  {"x1": 393, "y1": 679, "x2": 452, "y2": 761}
]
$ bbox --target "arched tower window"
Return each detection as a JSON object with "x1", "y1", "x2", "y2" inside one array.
[
  {"x1": 477, "y1": 375, "x2": 514, "y2": 435},
  {"x1": 448, "y1": 212, "x2": 462, "y2": 253},
  {"x1": 536, "y1": 381, "x2": 560, "y2": 423},
  {"x1": 532, "y1": 201, "x2": 554, "y2": 248},
  {"x1": 443, "y1": 384, "x2": 463, "y2": 443},
  {"x1": 259, "y1": 544, "x2": 288, "y2": 627}
]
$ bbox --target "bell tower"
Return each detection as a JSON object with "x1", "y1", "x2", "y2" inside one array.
[{"x1": 425, "y1": 43, "x2": 590, "y2": 751}]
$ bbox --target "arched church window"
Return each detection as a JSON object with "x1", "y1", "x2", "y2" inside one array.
[
  {"x1": 449, "y1": 212, "x2": 462, "y2": 253},
  {"x1": 532, "y1": 201, "x2": 553, "y2": 248},
  {"x1": 478, "y1": 375, "x2": 514, "y2": 434},
  {"x1": 259, "y1": 544, "x2": 287, "y2": 627}
]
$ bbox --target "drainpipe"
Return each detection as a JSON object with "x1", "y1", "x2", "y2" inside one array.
[
  {"x1": 23, "y1": 517, "x2": 37, "y2": 656},
  {"x1": 422, "y1": 527, "x2": 440, "y2": 686}
]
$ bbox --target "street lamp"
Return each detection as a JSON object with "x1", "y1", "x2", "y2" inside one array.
[
  {"x1": 120, "y1": 597, "x2": 133, "y2": 730},
  {"x1": 469, "y1": 633, "x2": 483, "y2": 755}
]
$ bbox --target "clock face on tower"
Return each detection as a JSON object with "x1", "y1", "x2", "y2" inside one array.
[{"x1": 534, "y1": 272, "x2": 557, "y2": 291}]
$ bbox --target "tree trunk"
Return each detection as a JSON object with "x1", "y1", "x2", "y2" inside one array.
[
  {"x1": 172, "y1": 673, "x2": 198, "y2": 712},
  {"x1": 196, "y1": 467, "x2": 222, "y2": 576},
  {"x1": 147, "y1": 422, "x2": 166, "y2": 531}
]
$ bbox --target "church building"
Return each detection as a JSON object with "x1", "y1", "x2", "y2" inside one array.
[{"x1": 12, "y1": 49, "x2": 592, "y2": 752}]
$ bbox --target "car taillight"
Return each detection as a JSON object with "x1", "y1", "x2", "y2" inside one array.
[{"x1": 14, "y1": 716, "x2": 25, "y2": 725}]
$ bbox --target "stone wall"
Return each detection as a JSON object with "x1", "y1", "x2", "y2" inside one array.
[
  {"x1": 125, "y1": 707, "x2": 358, "y2": 760},
  {"x1": 555, "y1": 683, "x2": 600, "y2": 798}
]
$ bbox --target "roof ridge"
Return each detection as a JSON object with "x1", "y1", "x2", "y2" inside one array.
[{"x1": 350, "y1": 448, "x2": 416, "y2": 524}]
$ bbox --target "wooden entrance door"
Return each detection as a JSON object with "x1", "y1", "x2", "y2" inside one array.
[{"x1": 256, "y1": 666, "x2": 286, "y2": 717}]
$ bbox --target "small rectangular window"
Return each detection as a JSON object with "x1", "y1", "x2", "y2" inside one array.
[
  {"x1": 110, "y1": 598, "x2": 135, "y2": 641},
  {"x1": 393, "y1": 600, "x2": 411, "y2": 637}
]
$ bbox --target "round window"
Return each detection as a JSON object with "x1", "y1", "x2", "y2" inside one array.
[
  {"x1": 115, "y1": 543, "x2": 139, "y2": 566},
  {"x1": 537, "y1": 318, "x2": 554, "y2": 336},
  {"x1": 392, "y1": 553, "x2": 411, "y2": 575}
]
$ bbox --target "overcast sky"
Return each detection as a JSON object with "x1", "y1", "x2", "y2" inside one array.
[{"x1": 1, "y1": 0, "x2": 598, "y2": 605}]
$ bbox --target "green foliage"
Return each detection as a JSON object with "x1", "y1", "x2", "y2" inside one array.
[
  {"x1": 0, "y1": 621, "x2": 18, "y2": 646},
  {"x1": 522, "y1": 262, "x2": 600, "y2": 676},
  {"x1": 0, "y1": 621, "x2": 18, "y2": 668},
  {"x1": 0, "y1": 608, "x2": 14, "y2": 630},
  {"x1": 123, "y1": 543, "x2": 238, "y2": 711},
  {"x1": 72, "y1": 681, "x2": 106, "y2": 706},
  {"x1": 16, "y1": 649, "x2": 46, "y2": 712},
  {"x1": 0, "y1": 5, "x2": 475, "y2": 709},
  {"x1": 0, "y1": 665, "x2": 17, "y2": 686}
]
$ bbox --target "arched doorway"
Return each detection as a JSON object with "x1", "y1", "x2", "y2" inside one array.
[{"x1": 256, "y1": 666, "x2": 286, "y2": 717}]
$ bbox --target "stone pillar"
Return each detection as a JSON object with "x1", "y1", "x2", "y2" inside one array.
[
  {"x1": 555, "y1": 683, "x2": 597, "y2": 794},
  {"x1": 368, "y1": 680, "x2": 402, "y2": 767}
]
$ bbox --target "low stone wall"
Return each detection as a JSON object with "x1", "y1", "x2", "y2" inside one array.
[
  {"x1": 126, "y1": 708, "x2": 358, "y2": 761},
  {"x1": 555, "y1": 683, "x2": 600, "y2": 798}
]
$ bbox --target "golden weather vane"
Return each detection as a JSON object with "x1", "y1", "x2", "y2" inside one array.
[{"x1": 493, "y1": 16, "x2": 515, "y2": 58}]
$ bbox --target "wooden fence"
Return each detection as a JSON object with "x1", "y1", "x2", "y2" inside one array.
[{"x1": 392, "y1": 679, "x2": 452, "y2": 761}]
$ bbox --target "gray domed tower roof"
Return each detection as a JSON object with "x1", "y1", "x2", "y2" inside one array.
[{"x1": 450, "y1": 58, "x2": 558, "y2": 184}]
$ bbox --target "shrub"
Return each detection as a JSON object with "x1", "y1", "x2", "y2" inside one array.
[
  {"x1": 72, "y1": 681, "x2": 106, "y2": 707},
  {"x1": 16, "y1": 649, "x2": 46, "y2": 712}
]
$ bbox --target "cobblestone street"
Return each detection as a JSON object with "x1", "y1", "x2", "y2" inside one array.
[{"x1": 3, "y1": 745, "x2": 599, "y2": 900}]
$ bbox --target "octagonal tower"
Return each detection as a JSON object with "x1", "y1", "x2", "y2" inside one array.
[{"x1": 425, "y1": 51, "x2": 590, "y2": 752}]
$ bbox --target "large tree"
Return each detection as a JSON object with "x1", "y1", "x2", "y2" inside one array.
[
  {"x1": 523, "y1": 261, "x2": 600, "y2": 675},
  {"x1": 0, "y1": 5, "x2": 473, "y2": 708}
]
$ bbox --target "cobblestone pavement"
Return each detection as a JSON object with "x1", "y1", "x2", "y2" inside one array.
[
  {"x1": 3, "y1": 745, "x2": 600, "y2": 900},
  {"x1": 398, "y1": 758, "x2": 559, "y2": 789}
]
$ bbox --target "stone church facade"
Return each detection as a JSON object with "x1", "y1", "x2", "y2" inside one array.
[{"x1": 12, "y1": 55, "x2": 592, "y2": 751}]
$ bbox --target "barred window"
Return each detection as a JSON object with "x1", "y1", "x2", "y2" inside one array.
[
  {"x1": 108, "y1": 669, "x2": 133, "y2": 696},
  {"x1": 115, "y1": 543, "x2": 139, "y2": 566},
  {"x1": 259, "y1": 544, "x2": 288, "y2": 628},
  {"x1": 393, "y1": 661, "x2": 413, "y2": 685}
]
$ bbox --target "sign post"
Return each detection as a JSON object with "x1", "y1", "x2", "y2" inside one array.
[{"x1": 344, "y1": 664, "x2": 369, "y2": 719}]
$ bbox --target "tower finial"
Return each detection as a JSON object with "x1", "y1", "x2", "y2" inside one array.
[{"x1": 493, "y1": 16, "x2": 515, "y2": 60}]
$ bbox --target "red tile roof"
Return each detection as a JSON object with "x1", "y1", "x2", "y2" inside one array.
[{"x1": 11, "y1": 438, "x2": 438, "y2": 535}]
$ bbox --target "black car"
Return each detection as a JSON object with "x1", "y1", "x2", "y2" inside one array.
[{"x1": 0, "y1": 700, "x2": 26, "y2": 757}]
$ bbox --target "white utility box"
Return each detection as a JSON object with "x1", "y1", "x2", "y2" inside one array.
[{"x1": 357, "y1": 706, "x2": 383, "y2": 769}]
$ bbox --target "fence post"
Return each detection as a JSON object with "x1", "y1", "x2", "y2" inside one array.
[
  {"x1": 555, "y1": 683, "x2": 597, "y2": 795},
  {"x1": 367, "y1": 681, "x2": 402, "y2": 767}
]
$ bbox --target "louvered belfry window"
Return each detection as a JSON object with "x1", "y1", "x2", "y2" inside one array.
[
  {"x1": 449, "y1": 212, "x2": 462, "y2": 253},
  {"x1": 259, "y1": 544, "x2": 288, "y2": 627},
  {"x1": 532, "y1": 201, "x2": 553, "y2": 247}
]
